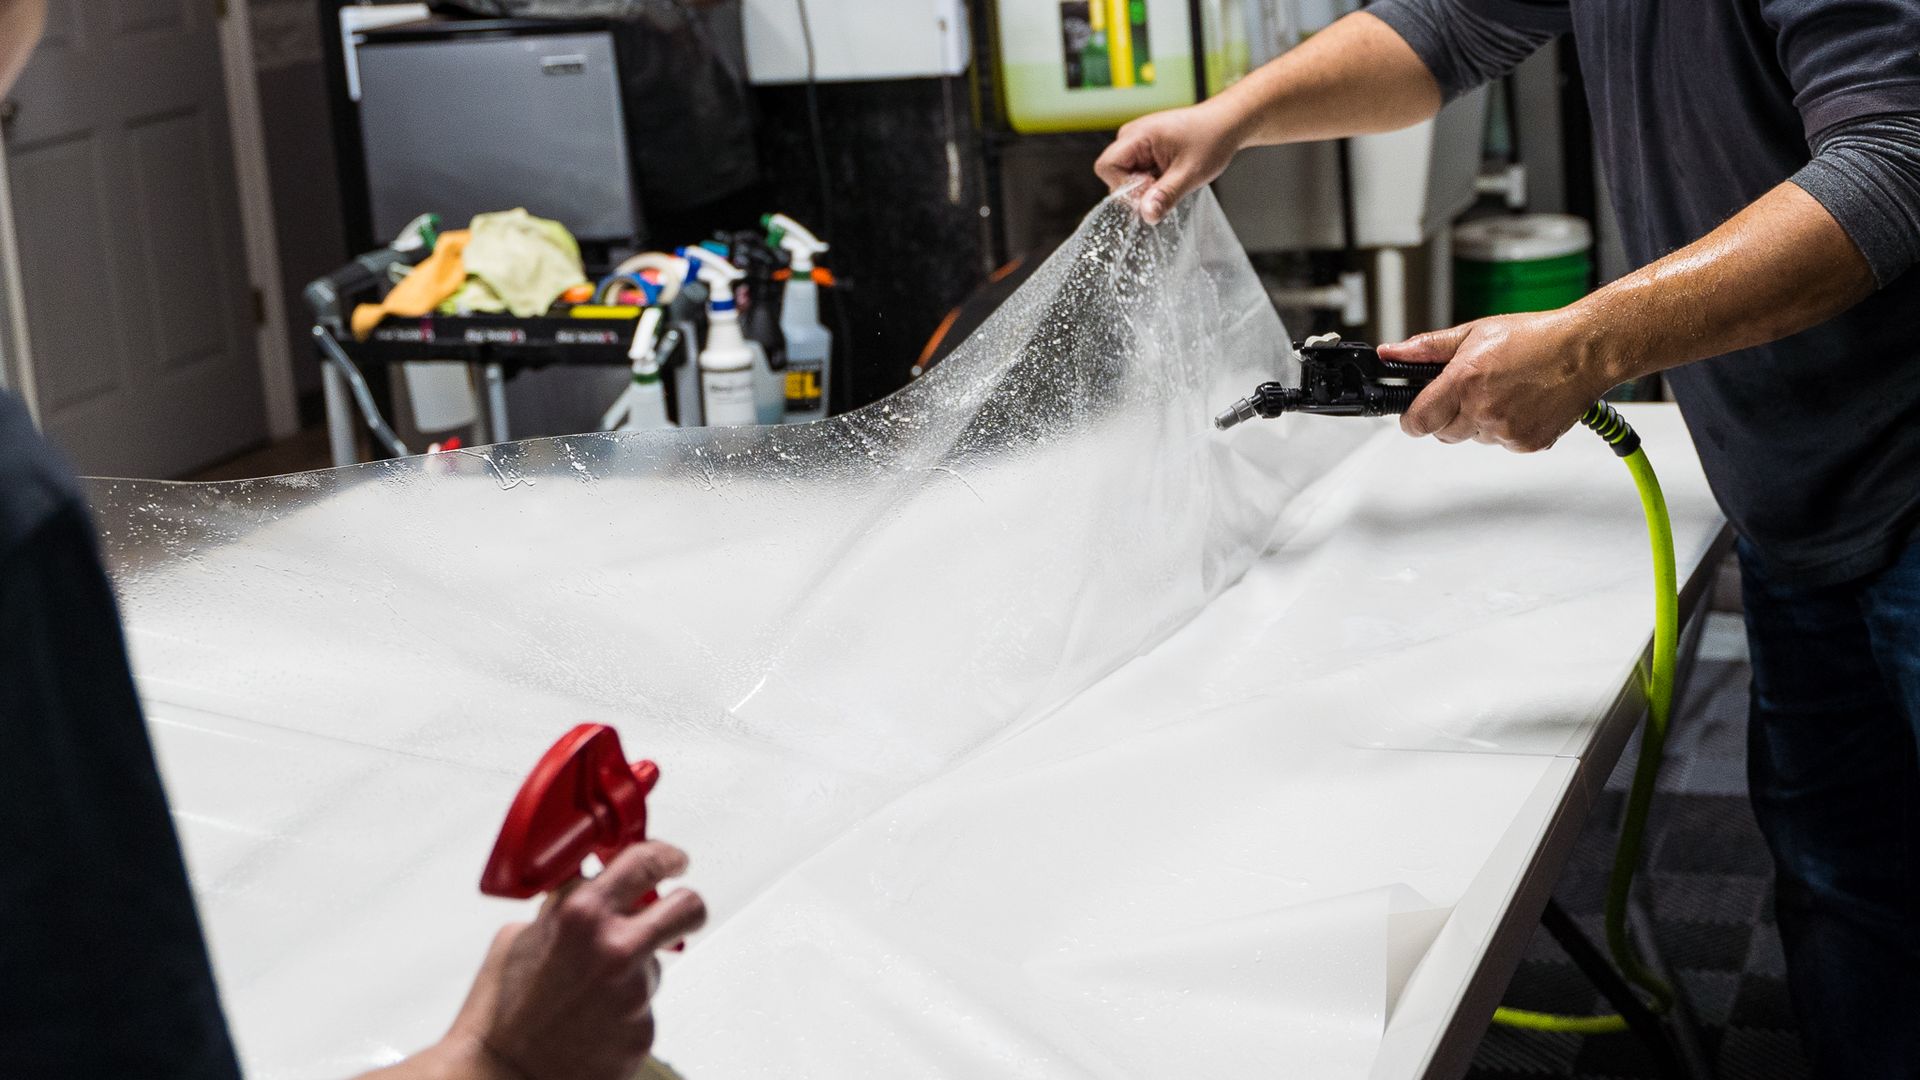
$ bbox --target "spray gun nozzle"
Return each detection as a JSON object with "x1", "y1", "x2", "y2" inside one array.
[
  {"x1": 1214, "y1": 382, "x2": 1299, "y2": 430},
  {"x1": 1215, "y1": 398, "x2": 1260, "y2": 431}
]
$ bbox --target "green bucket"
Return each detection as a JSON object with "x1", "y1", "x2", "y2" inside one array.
[{"x1": 1453, "y1": 214, "x2": 1593, "y2": 321}]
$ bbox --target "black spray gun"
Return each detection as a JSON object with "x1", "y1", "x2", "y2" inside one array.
[
  {"x1": 1214, "y1": 331, "x2": 1643, "y2": 460},
  {"x1": 1213, "y1": 330, "x2": 1676, "y2": 1037},
  {"x1": 1214, "y1": 332, "x2": 1449, "y2": 426}
]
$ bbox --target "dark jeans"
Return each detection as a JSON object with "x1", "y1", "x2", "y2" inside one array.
[{"x1": 1740, "y1": 537, "x2": 1920, "y2": 1078}]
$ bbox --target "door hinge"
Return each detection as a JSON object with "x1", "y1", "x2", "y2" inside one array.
[
  {"x1": 251, "y1": 286, "x2": 267, "y2": 327},
  {"x1": 215, "y1": 0, "x2": 229, "y2": 21}
]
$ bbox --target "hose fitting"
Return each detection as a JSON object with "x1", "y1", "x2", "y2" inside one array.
[{"x1": 1580, "y1": 401, "x2": 1642, "y2": 457}]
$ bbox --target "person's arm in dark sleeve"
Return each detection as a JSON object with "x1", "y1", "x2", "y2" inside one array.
[
  {"x1": 1378, "y1": 0, "x2": 1920, "y2": 452},
  {"x1": 1097, "y1": 5, "x2": 1489, "y2": 222},
  {"x1": 1791, "y1": 115, "x2": 1920, "y2": 288},
  {"x1": 0, "y1": 502, "x2": 243, "y2": 1080},
  {"x1": 1762, "y1": 0, "x2": 1920, "y2": 288},
  {"x1": 1366, "y1": 0, "x2": 1568, "y2": 101}
]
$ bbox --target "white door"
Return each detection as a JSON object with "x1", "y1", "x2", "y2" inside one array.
[{"x1": 3, "y1": 0, "x2": 266, "y2": 478}]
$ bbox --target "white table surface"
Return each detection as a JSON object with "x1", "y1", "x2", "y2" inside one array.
[{"x1": 129, "y1": 404, "x2": 1726, "y2": 1079}]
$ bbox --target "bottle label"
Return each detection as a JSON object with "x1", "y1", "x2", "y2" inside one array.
[
  {"x1": 783, "y1": 363, "x2": 821, "y2": 409},
  {"x1": 703, "y1": 369, "x2": 758, "y2": 426}
]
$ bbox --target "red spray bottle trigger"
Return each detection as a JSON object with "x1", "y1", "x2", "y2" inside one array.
[{"x1": 480, "y1": 724, "x2": 666, "y2": 915}]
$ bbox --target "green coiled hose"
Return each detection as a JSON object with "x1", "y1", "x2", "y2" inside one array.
[{"x1": 1492, "y1": 402, "x2": 1679, "y2": 1034}]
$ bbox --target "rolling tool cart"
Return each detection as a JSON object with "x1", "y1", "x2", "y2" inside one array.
[{"x1": 307, "y1": 263, "x2": 700, "y2": 467}]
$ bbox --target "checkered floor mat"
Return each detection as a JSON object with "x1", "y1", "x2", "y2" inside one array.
[{"x1": 1463, "y1": 646, "x2": 1811, "y2": 1079}]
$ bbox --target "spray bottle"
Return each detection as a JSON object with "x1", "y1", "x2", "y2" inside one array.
[
  {"x1": 685, "y1": 244, "x2": 784, "y2": 425},
  {"x1": 600, "y1": 307, "x2": 674, "y2": 431},
  {"x1": 723, "y1": 231, "x2": 788, "y2": 382},
  {"x1": 665, "y1": 263, "x2": 708, "y2": 425},
  {"x1": 597, "y1": 251, "x2": 688, "y2": 432},
  {"x1": 764, "y1": 213, "x2": 834, "y2": 423},
  {"x1": 680, "y1": 246, "x2": 765, "y2": 427}
]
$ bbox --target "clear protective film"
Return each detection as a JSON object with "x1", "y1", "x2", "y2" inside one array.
[{"x1": 94, "y1": 189, "x2": 1385, "y2": 1074}]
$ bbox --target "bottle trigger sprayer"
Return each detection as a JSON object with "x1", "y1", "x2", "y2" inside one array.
[
  {"x1": 680, "y1": 245, "x2": 766, "y2": 427},
  {"x1": 764, "y1": 213, "x2": 833, "y2": 423},
  {"x1": 600, "y1": 306, "x2": 673, "y2": 432}
]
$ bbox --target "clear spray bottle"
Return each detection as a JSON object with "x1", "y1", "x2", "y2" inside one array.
[{"x1": 764, "y1": 213, "x2": 834, "y2": 423}]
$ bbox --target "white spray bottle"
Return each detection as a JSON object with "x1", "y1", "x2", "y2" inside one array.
[
  {"x1": 600, "y1": 307, "x2": 673, "y2": 431},
  {"x1": 765, "y1": 213, "x2": 833, "y2": 423},
  {"x1": 683, "y1": 245, "x2": 784, "y2": 425},
  {"x1": 680, "y1": 246, "x2": 764, "y2": 427}
]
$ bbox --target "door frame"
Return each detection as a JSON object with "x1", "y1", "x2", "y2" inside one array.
[
  {"x1": 216, "y1": 0, "x2": 298, "y2": 439},
  {"x1": 0, "y1": 0, "x2": 298, "y2": 440},
  {"x1": 0, "y1": 133, "x2": 36, "y2": 419}
]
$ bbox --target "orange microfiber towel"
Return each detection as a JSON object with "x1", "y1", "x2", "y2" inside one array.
[{"x1": 350, "y1": 230, "x2": 472, "y2": 341}]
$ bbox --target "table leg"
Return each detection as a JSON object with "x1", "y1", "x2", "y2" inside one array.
[
  {"x1": 483, "y1": 363, "x2": 509, "y2": 444},
  {"x1": 321, "y1": 357, "x2": 358, "y2": 467},
  {"x1": 1540, "y1": 899, "x2": 1694, "y2": 1079}
]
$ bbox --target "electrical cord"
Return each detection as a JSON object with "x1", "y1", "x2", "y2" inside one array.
[
  {"x1": 793, "y1": 0, "x2": 836, "y2": 247},
  {"x1": 1492, "y1": 401, "x2": 1679, "y2": 1034},
  {"x1": 793, "y1": 0, "x2": 857, "y2": 415}
]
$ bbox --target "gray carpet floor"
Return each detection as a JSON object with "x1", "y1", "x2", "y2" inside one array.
[{"x1": 1464, "y1": 614, "x2": 1811, "y2": 1080}]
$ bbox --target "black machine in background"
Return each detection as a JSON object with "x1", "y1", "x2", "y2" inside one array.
[
  {"x1": 323, "y1": 2, "x2": 760, "y2": 262},
  {"x1": 354, "y1": 20, "x2": 646, "y2": 250}
]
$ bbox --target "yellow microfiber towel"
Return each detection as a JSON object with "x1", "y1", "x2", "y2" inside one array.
[
  {"x1": 462, "y1": 208, "x2": 589, "y2": 318},
  {"x1": 350, "y1": 230, "x2": 472, "y2": 341}
]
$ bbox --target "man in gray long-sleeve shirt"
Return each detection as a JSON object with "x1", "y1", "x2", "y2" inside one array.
[{"x1": 1098, "y1": 2, "x2": 1920, "y2": 1074}]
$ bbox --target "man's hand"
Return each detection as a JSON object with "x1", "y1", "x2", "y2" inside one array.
[
  {"x1": 1380, "y1": 309, "x2": 1623, "y2": 453},
  {"x1": 1094, "y1": 101, "x2": 1243, "y2": 224},
  {"x1": 363, "y1": 841, "x2": 707, "y2": 1080},
  {"x1": 463, "y1": 842, "x2": 706, "y2": 1080},
  {"x1": 1092, "y1": 12, "x2": 1443, "y2": 223}
]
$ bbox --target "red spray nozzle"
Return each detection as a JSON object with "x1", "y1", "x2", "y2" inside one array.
[{"x1": 480, "y1": 723, "x2": 660, "y2": 900}]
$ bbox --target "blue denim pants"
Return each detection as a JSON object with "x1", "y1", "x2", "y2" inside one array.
[{"x1": 1739, "y1": 537, "x2": 1920, "y2": 1077}]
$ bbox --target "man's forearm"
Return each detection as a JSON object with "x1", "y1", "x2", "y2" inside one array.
[
  {"x1": 1211, "y1": 12, "x2": 1442, "y2": 150},
  {"x1": 1573, "y1": 182, "x2": 1877, "y2": 385}
]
